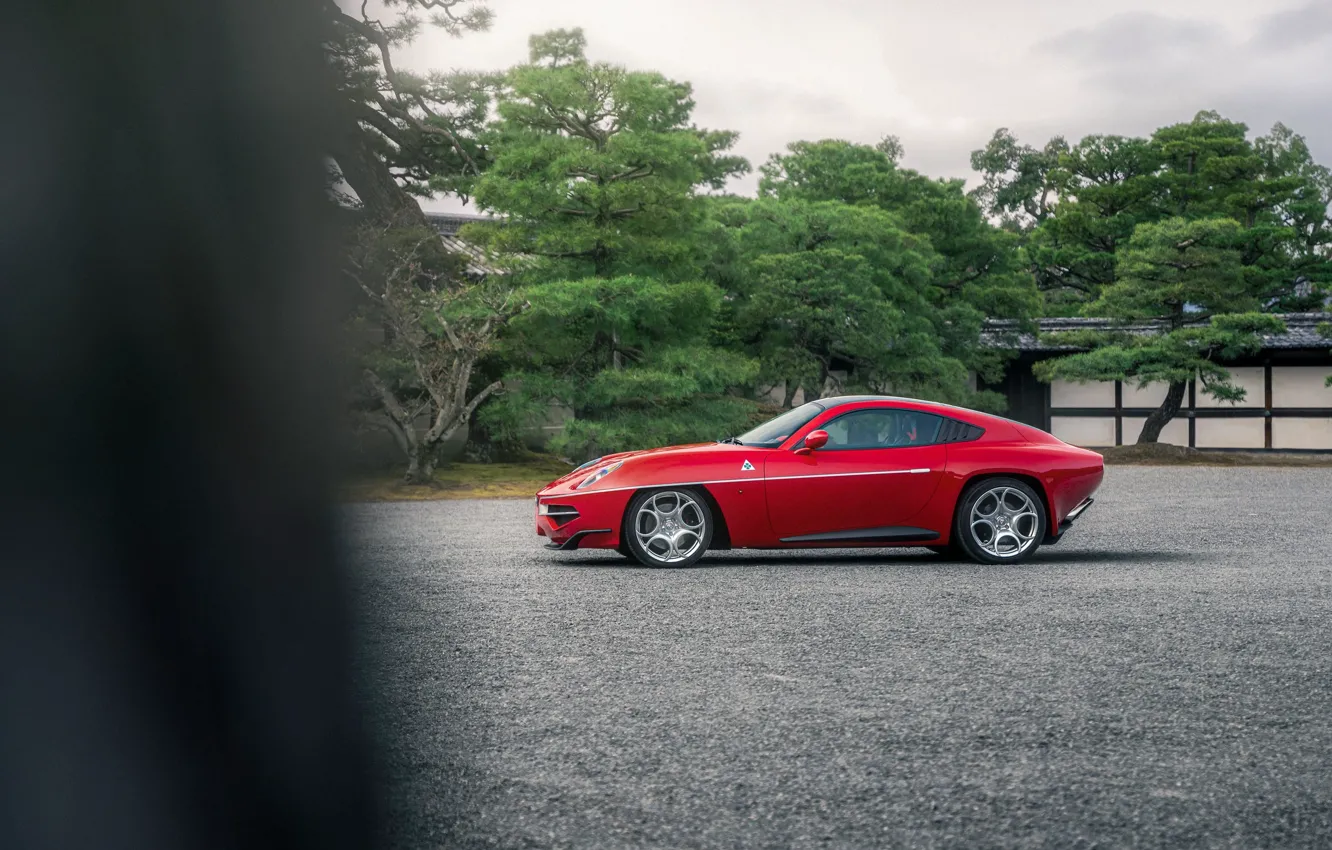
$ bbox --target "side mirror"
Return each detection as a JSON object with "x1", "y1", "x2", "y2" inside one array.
[{"x1": 797, "y1": 429, "x2": 829, "y2": 455}]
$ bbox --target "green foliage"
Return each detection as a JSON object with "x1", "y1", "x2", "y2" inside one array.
[
  {"x1": 747, "y1": 140, "x2": 1036, "y2": 402},
  {"x1": 969, "y1": 129, "x2": 1069, "y2": 231},
  {"x1": 460, "y1": 28, "x2": 749, "y2": 281},
  {"x1": 347, "y1": 220, "x2": 521, "y2": 479},
  {"x1": 995, "y1": 111, "x2": 1332, "y2": 314},
  {"x1": 758, "y1": 140, "x2": 1039, "y2": 326},
  {"x1": 452, "y1": 30, "x2": 760, "y2": 458},
  {"x1": 1036, "y1": 218, "x2": 1287, "y2": 418},
  {"x1": 527, "y1": 28, "x2": 587, "y2": 67},
  {"x1": 1022, "y1": 134, "x2": 1163, "y2": 310},
  {"x1": 324, "y1": 0, "x2": 498, "y2": 218},
  {"x1": 709, "y1": 197, "x2": 993, "y2": 405},
  {"x1": 1254, "y1": 124, "x2": 1332, "y2": 310},
  {"x1": 493, "y1": 276, "x2": 760, "y2": 460},
  {"x1": 1091, "y1": 218, "x2": 1249, "y2": 321},
  {"x1": 550, "y1": 396, "x2": 763, "y2": 462}
]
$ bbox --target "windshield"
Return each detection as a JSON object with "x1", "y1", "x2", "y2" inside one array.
[{"x1": 734, "y1": 401, "x2": 825, "y2": 447}]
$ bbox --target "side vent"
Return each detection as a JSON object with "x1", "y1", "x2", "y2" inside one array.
[
  {"x1": 938, "y1": 418, "x2": 985, "y2": 444},
  {"x1": 539, "y1": 504, "x2": 581, "y2": 528}
]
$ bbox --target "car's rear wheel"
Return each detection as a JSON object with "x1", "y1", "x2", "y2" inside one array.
[
  {"x1": 623, "y1": 488, "x2": 713, "y2": 568},
  {"x1": 954, "y1": 477, "x2": 1047, "y2": 565}
]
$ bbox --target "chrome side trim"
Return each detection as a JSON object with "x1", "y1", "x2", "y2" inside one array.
[{"x1": 540, "y1": 467, "x2": 936, "y2": 499}]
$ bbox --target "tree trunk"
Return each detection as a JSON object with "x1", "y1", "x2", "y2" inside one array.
[
  {"x1": 403, "y1": 443, "x2": 436, "y2": 486},
  {"x1": 593, "y1": 244, "x2": 623, "y2": 370},
  {"x1": 1137, "y1": 381, "x2": 1188, "y2": 444},
  {"x1": 329, "y1": 118, "x2": 428, "y2": 227},
  {"x1": 781, "y1": 380, "x2": 798, "y2": 409},
  {"x1": 802, "y1": 362, "x2": 830, "y2": 402}
]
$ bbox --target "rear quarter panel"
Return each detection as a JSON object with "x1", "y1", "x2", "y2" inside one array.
[{"x1": 912, "y1": 439, "x2": 1103, "y2": 544}]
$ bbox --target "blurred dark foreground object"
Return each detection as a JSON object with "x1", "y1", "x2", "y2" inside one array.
[{"x1": 0, "y1": 3, "x2": 377, "y2": 850}]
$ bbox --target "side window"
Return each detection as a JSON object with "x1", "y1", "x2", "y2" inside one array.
[{"x1": 819, "y1": 409, "x2": 944, "y2": 449}]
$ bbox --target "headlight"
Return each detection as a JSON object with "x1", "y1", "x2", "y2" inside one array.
[
  {"x1": 572, "y1": 456, "x2": 604, "y2": 473},
  {"x1": 575, "y1": 461, "x2": 623, "y2": 490}
]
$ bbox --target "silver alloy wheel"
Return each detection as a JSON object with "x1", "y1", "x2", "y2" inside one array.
[
  {"x1": 634, "y1": 490, "x2": 707, "y2": 564},
  {"x1": 969, "y1": 486, "x2": 1040, "y2": 559}
]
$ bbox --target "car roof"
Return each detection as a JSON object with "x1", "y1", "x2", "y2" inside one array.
[
  {"x1": 811, "y1": 395, "x2": 1010, "y2": 427},
  {"x1": 815, "y1": 395, "x2": 944, "y2": 411},
  {"x1": 783, "y1": 395, "x2": 1032, "y2": 446}
]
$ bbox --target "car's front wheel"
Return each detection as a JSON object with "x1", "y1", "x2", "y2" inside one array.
[
  {"x1": 954, "y1": 477, "x2": 1047, "y2": 565},
  {"x1": 623, "y1": 488, "x2": 714, "y2": 568}
]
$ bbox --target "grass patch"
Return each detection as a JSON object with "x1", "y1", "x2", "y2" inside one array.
[
  {"x1": 343, "y1": 456, "x2": 574, "y2": 502},
  {"x1": 1099, "y1": 443, "x2": 1332, "y2": 466}
]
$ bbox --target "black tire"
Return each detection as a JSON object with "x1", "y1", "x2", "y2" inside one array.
[
  {"x1": 953, "y1": 477, "x2": 1047, "y2": 565},
  {"x1": 622, "y1": 488, "x2": 714, "y2": 569}
]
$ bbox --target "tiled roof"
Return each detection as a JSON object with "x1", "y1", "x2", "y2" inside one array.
[
  {"x1": 425, "y1": 212, "x2": 508, "y2": 278},
  {"x1": 982, "y1": 313, "x2": 1332, "y2": 352}
]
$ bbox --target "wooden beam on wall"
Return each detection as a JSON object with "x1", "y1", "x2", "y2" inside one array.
[
  {"x1": 1264, "y1": 363, "x2": 1273, "y2": 450},
  {"x1": 1114, "y1": 381, "x2": 1123, "y2": 446}
]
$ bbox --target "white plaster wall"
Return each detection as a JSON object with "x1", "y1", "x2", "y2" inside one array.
[
  {"x1": 1195, "y1": 367, "x2": 1265, "y2": 408},
  {"x1": 1271, "y1": 367, "x2": 1332, "y2": 409},
  {"x1": 1194, "y1": 417, "x2": 1265, "y2": 448},
  {"x1": 1050, "y1": 380, "x2": 1114, "y2": 408},
  {"x1": 1272, "y1": 418, "x2": 1332, "y2": 450},
  {"x1": 1121, "y1": 382, "x2": 1169, "y2": 408},
  {"x1": 1051, "y1": 416, "x2": 1116, "y2": 447},
  {"x1": 1121, "y1": 416, "x2": 1189, "y2": 446}
]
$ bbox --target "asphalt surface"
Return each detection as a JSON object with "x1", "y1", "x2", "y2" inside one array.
[{"x1": 348, "y1": 467, "x2": 1332, "y2": 849}]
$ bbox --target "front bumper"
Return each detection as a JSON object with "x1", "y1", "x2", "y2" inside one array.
[
  {"x1": 534, "y1": 487, "x2": 632, "y2": 550},
  {"x1": 543, "y1": 528, "x2": 615, "y2": 550}
]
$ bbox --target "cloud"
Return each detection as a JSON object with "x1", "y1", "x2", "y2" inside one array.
[
  {"x1": 1018, "y1": 4, "x2": 1332, "y2": 170},
  {"x1": 1250, "y1": 1, "x2": 1332, "y2": 51},
  {"x1": 1034, "y1": 12, "x2": 1230, "y2": 67},
  {"x1": 399, "y1": 0, "x2": 1332, "y2": 213}
]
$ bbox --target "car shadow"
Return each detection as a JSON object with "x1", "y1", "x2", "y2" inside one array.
[{"x1": 554, "y1": 548, "x2": 1198, "y2": 569}]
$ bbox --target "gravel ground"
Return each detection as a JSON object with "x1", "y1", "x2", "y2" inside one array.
[{"x1": 348, "y1": 467, "x2": 1332, "y2": 849}]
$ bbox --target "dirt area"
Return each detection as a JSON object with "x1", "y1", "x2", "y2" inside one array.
[
  {"x1": 1098, "y1": 442, "x2": 1332, "y2": 466},
  {"x1": 343, "y1": 458, "x2": 573, "y2": 501}
]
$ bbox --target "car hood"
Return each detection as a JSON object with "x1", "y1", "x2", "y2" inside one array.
[{"x1": 545, "y1": 442, "x2": 732, "y2": 488}]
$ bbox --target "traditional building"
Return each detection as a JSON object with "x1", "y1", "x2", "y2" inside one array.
[
  {"x1": 982, "y1": 314, "x2": 1332, "y2": 451},
  {"x1": 426, "y1": 212, "x2": 506, "y2": 278}
]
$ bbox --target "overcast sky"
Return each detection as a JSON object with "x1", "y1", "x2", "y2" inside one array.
[{"x1": 382, "y1": 0, "x2": 1332, "y2": 213}]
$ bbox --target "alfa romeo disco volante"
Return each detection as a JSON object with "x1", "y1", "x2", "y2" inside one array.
[{"x1": 535, "y1": 396, "x2": 1103, "y2": 567}]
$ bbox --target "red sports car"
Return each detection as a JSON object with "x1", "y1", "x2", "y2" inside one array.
[{"x1": 535, "y1": 396, "x2": 1103, "y2": 567}]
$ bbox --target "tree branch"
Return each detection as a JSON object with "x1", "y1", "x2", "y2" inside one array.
[
  {"x1": 362, "y1": 369, "x2": 419, "y2": 453},
  {"x1": 328, "y1": 2, "x2": 483, "y2": 175},
  {"x1": 426, "y1": 379, "x2": 503, "y2": 447}
]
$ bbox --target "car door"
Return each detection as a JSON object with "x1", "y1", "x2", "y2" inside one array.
[{"x1": 764, "y1": 406, "x2": 948, "y2": 542}]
